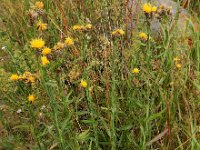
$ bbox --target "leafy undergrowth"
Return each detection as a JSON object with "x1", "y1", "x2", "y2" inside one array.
[{"x1": 0, "y1": 0, "x2": 199, "y2": 149}]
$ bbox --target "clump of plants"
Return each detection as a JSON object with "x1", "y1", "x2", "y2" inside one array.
[{"x1": 0, "y1": 0, "x2": 199, "y2": 149}]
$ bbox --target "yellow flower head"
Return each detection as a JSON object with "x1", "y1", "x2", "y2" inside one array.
[
  {"x1": 151, "y1": 6, "x2": 157, "y2": 12},
  {"x1": 118, "y1": 29, "x2": 125, "y2": 35},
  {"x1": 35, "y1": 1, "x2": 44, "y2": 9},
  {"x1": 36, "y1": 21, "x2": 47, "y2": 31},
  {"x1": 27, "y1": 76, "x2": 36, "y2": 84},
  {"x1": 21, "y1": 71, "x2": 37, "y2": 84},
  {"x1": 28, "y1": 94, "x2": 35, "y2": 102},
  {"x1": 73, "y1": 25, "x2": 84, "y2": 31},
  {"x1": 112, "y1": 30, "x2": 117, "y2": 35},
  {"x1": 132, "y1": 68, "x2": 140, "y2": 74},
  {"x1": 143, "y1": 3, "x2": 152, "y2": 13},
  {"x1": 42, "y1": 47, "x2": 51, "y2": 55},
  {"x1": 41, "y1": 56, "x2": 49, "y2": 66},
  {"x1": 10, "y1": 74, "x2": 19, "y2": 81},
  {"x1": 30, "y1": 38, "x2": 45, "y2": 49},
  {"x1": 139, "y1": 32, "x2": 148, "y2": 41},
  {"x1": 85, "y1": 24, "x2": 92, "y2": 30},
  {"x1": 143, "y1": 3, "x2": 157, "y2": 14},
  {"x1": 112, "y1": 29, "x2": 125, "y2": 36},
  {"x1": 53, "y1": 42, "x2": 65, "y2": 50},
  {"x1": 65, "y1": 37, "x2": 74, "y2": 46},
  {"x1": 80, "y1": 79, "x2": 87, "y2": 88},
  {"x1": 176, "y1": 63, "x2": 182, "y2": 68},
  {"x1": 22, "y1": 71, "x2": 32, "y2": 79}
]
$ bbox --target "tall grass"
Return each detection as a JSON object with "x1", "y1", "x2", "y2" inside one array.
[{"x1": 0, "y1": 0, "x2": 199, "y2": 149}]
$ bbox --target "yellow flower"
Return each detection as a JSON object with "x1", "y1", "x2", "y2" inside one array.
[
  {"x1": 20, "y1": 71, "x2": 37, "y2": 84},
  {"x1": 22, "y1": 71, "x2": 31, "y2": 79},
  {"x1": 27, "y1": 76, "x2": 36, "y2": 84},
  {"x1": 10, "y1": 74, "x2": 19, "y2": 81},
  {"x1": 143, "y1": 3, "x2": 152, "y2": 13},
  {"x1": 53, "y1": 42, "x2": 65, "y2": 50},
  {"x1": 118, "y1": 29, "x2": 125, "y2": 35},
  {"x1": 41, "y1": 56, "x2": 49, "y2": 66},
  {"x1": 28, "y1": 94, "x2": 35, "y2": 102},
  {"x1": 85, "y1": 24, "x2": 92, "y2": 29},
  {"x1": 112, "y1": 29, "x2": 125, "y2": 36},
  {"x1": 36, "y1": 21, "x2": 47, "y2": 31},
  {"x1": 35, "y1": 1, "x2": 44, "y2": 9},
  {"x1": 42, "y1": 47, "x2": 51, "y2": 55},
  {"x1": 151, "y1": 6, "x2": 157, "y2": 12},
  {"x1": 65, "y1": 37, "x2": 74, "y2": 46},
  {"x1": 30, "y1": 38, "x2": 45, "y2": 49},
  {"x1": 73, "y1": 25, "x2": 84, "y2": 31},
  {"x1": 132, "y1": 68, "x2": 140, "y2": 74},
  {"x1": 173, "y1": 57, "x2": 180, "y2": 61},
  {"x1": 80, "y1": 79, "x2": 87, "y2": 88},
  {"x1": 176, "y1": 63, "x2": 182, "y2": 68},
  {"x1": 139, "y1": 32, "x2": 148, "y2": 41},
  {"x1": 112, "y1": 30, "x2": 117, "y2": 35}
]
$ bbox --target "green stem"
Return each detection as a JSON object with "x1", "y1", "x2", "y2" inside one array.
[
  {"x1": 29, "y1": 104, "x2": 42, "y2": 150},
  {"x1": 41, "y1": 67, "x2": 65, "y2": 149}
]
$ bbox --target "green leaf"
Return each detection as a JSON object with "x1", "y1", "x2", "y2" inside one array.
[
  {"x1": 77, "y1": 130, "x2": 90, "y2": 141},
  {"x1": 146, "y1": 109, "x2": 166, "y2": 122},
  {"x1": 61, "y1": 115, "x2": 71, "y2": 132},
  {"x1": 100, "y1": 117, "x2": 111, "y2": 137},
  {"x1": 12, "y1": 124, "x2": 29, "y2": 130},
  {"x1": 81, "y1": 120, "x2": 97, "y2": 124},
  {"x1": 118, "y1": 124, "x2": 133, "y2": 131},
  {"x1": 76, "y1": 111, "x2": 90, "y2": 116}
]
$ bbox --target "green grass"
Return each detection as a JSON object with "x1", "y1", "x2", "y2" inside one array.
[{"x1": 0, "y1": 0, "x2": 199, "y2": 149}]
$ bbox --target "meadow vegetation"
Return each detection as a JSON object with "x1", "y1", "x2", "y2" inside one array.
[{"x1": 0, "y1": 0, "x2": 199, "y2": 149}]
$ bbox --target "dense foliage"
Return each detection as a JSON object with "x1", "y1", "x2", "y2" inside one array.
[{"x1": 0, "y1": 0, "x2": 199, "y2": 149}]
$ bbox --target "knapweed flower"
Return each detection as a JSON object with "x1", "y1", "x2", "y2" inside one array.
[
  {"x1": 176, "y1": 63, "x2": 182, "y2": 68},
  {"x1": 151, "y1": 6, "x2": 157, "y2": 12},
  {"x1": 118, "y1": 29, "x2": 125, "y2": 35},
  {"x1": 143, "y1": 3, "x2": 157, "y2": 14},
  {"x1": 42, "y1": 47, "x2": 51, "y2": 55},
  {"x1": 65, "y1": 37, "x2": 74, "y2": 46},
  {"x1": 35, "y1": 1, "x2": 44, "y2": 9},
  {"x1": 112, "y1": 29, "x2": 125, "y2": 36},
  {"x1": 132, "y1": 68, "x2": 140, "y2": 74},
  {"x1": 143, "y1": 3, "x2": 152, "y2": 13},
  {"x1": 28, "y1": 94, "x2": 35, "y2": 102},
  {"x1": 10, "y1": 74, "x2": 19, "y2": 81},
  {"x1": 73, "y1": 25, "x2": 84, "y2": 31},
  {"x1": 41, "y1": 56, "x2": 49, "y2": 66},
  {"x1": 36, "y1": 21, "x2": 47, "y2": 31},
  {"x1": 85, "y1": 24, "x2": 92, "y2": 30},
  {"x1": 27, "y1": 76, "x2": 36, "y2": 83},
  {"x1": 20, "y1": 71, "x2": 37, "y2": 84},
  {"x1": 53, "y1": 42, "x2": 65, "y2": 50},
  {"x1": 30, "y1": 38, "x2": 45, "y2": 49},
  {"x1": 80, "y1": 79, "x2": 87, "y2": 88},
  {"x1": 139, "y1": 32, "x2": 148, "y2": 41},
  {"x1": 21, "y1": 71, "x2": 32, "y2": 79}
]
